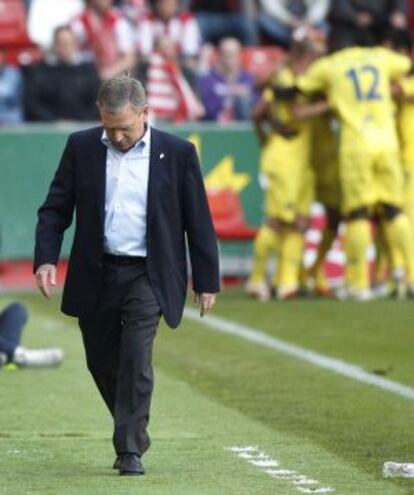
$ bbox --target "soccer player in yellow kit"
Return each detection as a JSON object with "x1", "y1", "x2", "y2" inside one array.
[
  {"x1": 307, "y1": 112, "x2": 341, "y2": 296},
  {"x1": 386, "y1": 30, "x2": 414, "y2": 233},
  {"x1": 246, "y1": 38, "x2": 317, "y2": 300},
  {"x1": 375, "y1": 29, "x2": 414, "y2": 297},
  {"x1": 295, "y1": 33, "x2": 414, "y2": 299}
]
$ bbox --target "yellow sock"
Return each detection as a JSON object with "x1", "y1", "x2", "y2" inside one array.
[
  {"x1": 249, "y1": 225, "x2": 279, "y2": 285},
  {"x1": 382, "y1": 213, "x2": 414, "y2": 283},
  {"x1": 344, "y1": 219, "x2": 371, "y2": 291},
  {"x1": 275, "y1": 228, "x2": 304, "y2": 290}
]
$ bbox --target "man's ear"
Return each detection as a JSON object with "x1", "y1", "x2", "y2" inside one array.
[{"x1": 143, "y1": 105, "x2": 150, "y2": 120}]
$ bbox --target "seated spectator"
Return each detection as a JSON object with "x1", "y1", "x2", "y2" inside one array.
[
  {"x1": 142, "y1": 34, "x2": 204, "y2": 122},
  {"x1": 71, "y1": 0, "x2": 136, "y2": 79},
  {"x1": 136, "y1": 0, "x2": 201, "y2": 67},
  {"x1": 24, "y1": 25, "x2": 100, "y2": 122},
  {"x1": 258, "y1": 0, "x2": 330, "y2": 48},
  {"x1": 330, "y1": 0, "x2": 408, "y2": 45},
  {"x1": 0, "y1": 51, "x2": 23, "y2": 126},
  {"x1": 198, "y1": 37, "x2": 256, "y2": 122},
  {"x1": 189, "y1": 0, "x2": 257, "y2": 46}
]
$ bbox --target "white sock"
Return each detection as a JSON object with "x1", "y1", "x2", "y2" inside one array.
[{"x1": 12, "y1": 347, "x2": 64, "y2": 368}]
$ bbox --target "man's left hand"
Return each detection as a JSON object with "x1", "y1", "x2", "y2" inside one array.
[{"x1": 194, "y1": 293, "x2": 216, "y2": 317}]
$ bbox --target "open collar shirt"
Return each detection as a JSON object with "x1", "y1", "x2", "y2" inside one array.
[{"x1": 101, "y1": 126, "x2": 151, "y2": 257}]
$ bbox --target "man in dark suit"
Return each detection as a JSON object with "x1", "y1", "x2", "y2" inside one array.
[{"x1": 34, "y1": 75, "x2": 220, "y2": 476}]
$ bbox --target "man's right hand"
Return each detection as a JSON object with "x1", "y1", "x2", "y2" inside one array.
[{"x1": 35, "y1": 264, "x2": 57, "y2": 299}]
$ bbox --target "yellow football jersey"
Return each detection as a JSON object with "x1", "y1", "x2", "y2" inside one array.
[
  {"x1": 398, "y1": 76, "x2": 414, "y2": 169},
  {"x1": 264, "y1": 66, "x2": 311, "y2": 135},
  {"x1": 297, "y1": 47, "x2": 411, "y2": 152},
  {"x1": 260, "y1": 66, "x2": 312, "y2": 221}
]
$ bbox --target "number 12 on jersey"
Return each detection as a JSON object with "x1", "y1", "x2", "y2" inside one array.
[{"x1": 346, "y1": 65, "x2": 382, "y2": 101}]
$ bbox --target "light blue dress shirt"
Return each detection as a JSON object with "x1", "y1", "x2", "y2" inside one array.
[{"x1": 101, "y1": 127, "x2": 151, "y2": 257}]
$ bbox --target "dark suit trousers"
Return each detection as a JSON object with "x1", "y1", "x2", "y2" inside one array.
[{"x1": 78, "y1": 257, "x2": 161, "y2": 456}]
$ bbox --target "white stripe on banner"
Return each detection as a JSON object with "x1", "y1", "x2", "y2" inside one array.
[{"x1": 184, "y1": 308, "x2": 414, "y2": 401}]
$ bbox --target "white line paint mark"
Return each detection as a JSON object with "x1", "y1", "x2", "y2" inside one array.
[
  {"x1": 184, "y1": 308, "x2": 414, "y2": 401},
  {"x1": 297, "y1": 488, "x2": 335, "y2": 494},
  {"x1": 249, "y1": 459, "x2": 280, "y2": 467},
  {"x1": 228, "y1": 446, "x2": 335, "y2": 494}
]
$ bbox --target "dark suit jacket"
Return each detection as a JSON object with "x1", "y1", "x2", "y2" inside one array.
[{"x1": 34, "y1": 126, "x2": 220, "y2": 328}]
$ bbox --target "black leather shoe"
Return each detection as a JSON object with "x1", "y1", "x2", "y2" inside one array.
[
  {"x1": 113, "y1": 435, "x2": 151, "y2": 469},
  {"x1": 118, "y1": 453, "x2": 145, "y2": 476}
]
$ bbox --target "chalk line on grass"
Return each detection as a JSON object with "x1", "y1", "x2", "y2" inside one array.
[
  {"x1": 184, "y1": 309, "x2": 414, "y2": 401},
  {"x1": 228, "y1": 446, "x2": 335, "y2": 494}
]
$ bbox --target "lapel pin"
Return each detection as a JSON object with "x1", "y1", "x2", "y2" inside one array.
[{"x1": 160, "y1": 153, "x2": 165, "y2": 159}]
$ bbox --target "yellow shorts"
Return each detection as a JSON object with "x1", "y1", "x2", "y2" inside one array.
[
  {"x1": 340, "y1": 149, "x2": 403, "y2": 215},
  {"x1": 313, "y1": 159, "x2": 340, "y2": 210},
  {"x1": 265, "y1": 152, "x2": 314, "y2": 223}
]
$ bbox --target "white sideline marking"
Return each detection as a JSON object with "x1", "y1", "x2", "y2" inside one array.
[
  {"x1": 184, "y1": 309, "x2": 414, "y2": 401},
  {"x1": 228, "y1": 446, "x2": 335, "y2": 493}
]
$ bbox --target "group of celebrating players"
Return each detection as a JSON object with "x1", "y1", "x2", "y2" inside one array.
[{"x1": 246, "y1": 27, "x2": 414, "y2": 302}]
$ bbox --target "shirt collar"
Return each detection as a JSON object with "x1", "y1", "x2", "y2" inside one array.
[{"x1": 101, "y1": 125, "x2": 151, "y2": 154}]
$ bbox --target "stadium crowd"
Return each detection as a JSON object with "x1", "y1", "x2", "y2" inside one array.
[
  {"x1": 0, "y1": 0, "x2": 412, "y2": 125},
  {"x1": 2, "y1": 0, "x2": 414, "y2": 301}
]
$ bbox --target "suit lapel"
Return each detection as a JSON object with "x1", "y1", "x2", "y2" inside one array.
[
  {"x1": 91, "y1": 127, "x2": 107, "y2": 230},
  {"x1": 147, "y1": 127, "x2": 163, "y2": 230}
]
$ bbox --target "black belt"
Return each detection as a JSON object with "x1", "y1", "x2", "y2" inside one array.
[{"x1": 103, "y1": 253, "x2": 147, "y2": 265}]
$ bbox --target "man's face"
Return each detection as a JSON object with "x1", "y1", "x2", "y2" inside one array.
[
  {"x1": 156, "y1": 0, "x2": 178, "y2": 21},
  {"x1": 99, "y1": 103, "x2": 148, "y2": 152},
  {"x1": 219, "y1": 40, "x2": 241, "y2": 73},
  {"x1": 53, "y1": 29, "x2": 78, "y2": 63},
  {"x1": 88, "y1": 0, "x2": 112, "y2": 14}
]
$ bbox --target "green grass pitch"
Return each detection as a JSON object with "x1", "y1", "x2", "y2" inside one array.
[{"x1": 1, "y1": 289, "x2": 414, "y2": 494}]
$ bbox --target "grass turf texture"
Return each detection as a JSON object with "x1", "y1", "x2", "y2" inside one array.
[{"x1": 1, "y1": 290, "x2": 414, "y2": 494}]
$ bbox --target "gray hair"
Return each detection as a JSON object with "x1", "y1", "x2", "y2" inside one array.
[{"x1": 96, "y1": 75, "x2": 146, "y2": 112}]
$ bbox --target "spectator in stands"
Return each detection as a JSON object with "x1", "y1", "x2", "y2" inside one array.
[
  {"x1": 189, "y1": 0, "x2": 257, "y2": 46},
  {"x1": 0, "y1": 50, "x2": 23, "y2": 126},
  {"x1": 24, "y1": 26, "x2": 100, "y2": 122},
  {"x1": 143, "y1": 34, "x2": 204, "y2": 122},
  {"x1": 136, "y1": 0, "x2": 201, "y2": 68},
  {"x1": 198, "y1": 37, "x2": 256, "y2": 122},
  {"x1": 71, "y1": 0, "x2": 136, "y2": 79},
  {"x1": 118, "y1": 0, "x2": 148, "y2": 22},
  {"x1": 330, "y1": 0, "x2": 409, "y2": 45},
  {"x1": 258, "y1": 0, "x2": 330, "y2": 48},
  {"x1": 0, "y1": 302, "x2": 64, "y2": 369}
]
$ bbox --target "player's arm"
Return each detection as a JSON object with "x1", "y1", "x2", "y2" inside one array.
[{"x1": 292, "y1": 98, "x2": 331, "y2": 121}]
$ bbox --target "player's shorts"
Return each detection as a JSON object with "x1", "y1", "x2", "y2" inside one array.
[
  {"x1": 261, "y1": 135, "x2": 311, "y2": 222},
  {"x1": 339, "y1": 148, "x2": 404, "y2": 215},
  {"x1": 313, "y1": 159, "x2": 340, "y2": 210}
]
